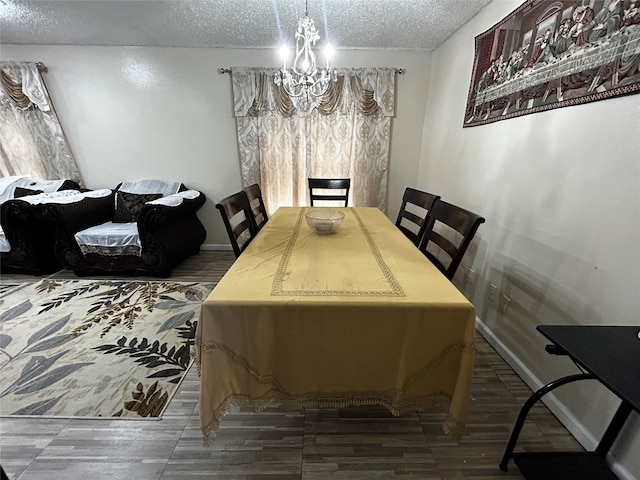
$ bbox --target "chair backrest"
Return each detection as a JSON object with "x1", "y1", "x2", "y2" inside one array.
[
  {"x1": 308, "y1": 178, "x2": 351, "y2": 207},
  {"x1": 418, "y1": 200, "x2": 485, "y2": 280},
  {"x1": 243, "y1": 183, "x2": 268, "y2": 231},
  {"x1": 215, "y1": 191, "x2": 257, "y2": 258},
  {"x1": 395, "y1": 187, "x2": 440, "y2": 246}
]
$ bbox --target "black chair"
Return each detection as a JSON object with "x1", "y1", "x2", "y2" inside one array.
[
  {"x1": 243, "y1": 183, "x2": 268, "y2": 231},
  {"x1": 418, "y1": 200, "x2": 485, "y2": 280},
  {"x1": 308, "y1": 178, "x2": 351, "y2": 207},
  {"x1": 395, "y1": 187, "x2": 440, "y2": 246},
  {"x1": 216, "y1": 191, "x2": 257, "y2": 258}
]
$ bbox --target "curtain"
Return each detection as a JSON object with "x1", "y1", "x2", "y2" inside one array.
[
  {"x1": 0, "y1": 62, "x2": 83, "y2": 184},
  {"x1": 231, "y1": 67, "x2": 396, "y2": 214}
]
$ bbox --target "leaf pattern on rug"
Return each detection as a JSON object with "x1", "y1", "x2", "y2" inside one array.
[
  {"x1": 24, "y1": 314, "x2": 75, "y2": 353},
  {"x1": 0, "y1": 283, "x2": 24, "y2": 297},
  {"x1": 0, "y1": 334, "x2": 11, "y2": 350},
  {"x1": 1, "y1": 311, "x2": 76, "y2": 361},
  {"x1": 0, "y1": 349, "x2": 93, "y2": 398},
  {"x1": 0, "y1": 310, "x2": 88, "y2": 415},
  {"x1": 93, "y1": 320, "x2": 196, "y2": 385},
  {"x1": 113, "y1": 380, "x2": 169, "y2": 417},
  {"x1": 176, "y1": 318, "x2": 198, "y2": 346},
  {"x1": 158, "y1": 311, "x2": 195, "y2": 332},
  {"x1": 12, "y1": 394, "x2": 68, "y2": 416},
  {"x1": 0, "y1": 280, "x2": 214, "y2": 418},
  {"x1": 36, "y1": 280, "x2": 204, "y2": 338},
  {"x1": 0, "y1": 299, "x2": 32, "y2": 323}
]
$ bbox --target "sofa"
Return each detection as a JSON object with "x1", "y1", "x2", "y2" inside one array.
[
  {"x1": 0, "y1": 176, "x2": 82, "y2": 274},
  {"x1": 46, "y1": 179, "x2": 207, "y2": 277}
]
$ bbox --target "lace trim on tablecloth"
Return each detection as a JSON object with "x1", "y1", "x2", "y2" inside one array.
[
  {"x1": 201, "y1": 390, "x2": 466, "y2": 447},
  {"x1": 401, "y1": 342, "x2": 475, "y2": 393},
  {"x1": 200, "y1": 340, "x2": 289, "y2": 392},
  {"x1": 197, "y1": 339, "x2": 475, "y2": 445},
  {"x1": 199, "y1": 340, "x2": 474, "y2": 396},
  {"x1": 271, "y1": 208, "x2": 404, "y2": 297}
]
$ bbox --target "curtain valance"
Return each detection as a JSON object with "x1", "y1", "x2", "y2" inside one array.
[
  {"x1": 0, "y1": 62, "x2": 51, "y2": 112},
  {"x1": 0, "y1": 61, "x2": 83, "y2": 184},
  {"x1": 231, "y1": 67, "x2": 396, "y2": 117}
]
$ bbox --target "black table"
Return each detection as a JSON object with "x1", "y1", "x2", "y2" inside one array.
[{"x1": 500, "y1": 325, "x2": 640, "y2": 480}]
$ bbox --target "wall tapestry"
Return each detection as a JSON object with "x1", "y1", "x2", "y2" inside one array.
[{"x1": 464, "y1": 0, "x2": 640, "y2": 127}]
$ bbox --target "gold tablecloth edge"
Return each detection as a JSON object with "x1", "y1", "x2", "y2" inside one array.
[
  {"x1": 196, "y1": 340, "x2": 475, "y2": 395},
  {"x1": 444, "y1": 414, "x2": 467, "y2": 442},
  {"x1": 193, "y1": 343, "x2": 202, "y2": 377},
  {"x1": 201, "y1": 390, "x2": 466, "y2": 447}
]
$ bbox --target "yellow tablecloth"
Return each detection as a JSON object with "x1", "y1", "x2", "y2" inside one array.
[{"x1": 196, "y1": 207, "x2": 475, "y2": 444}]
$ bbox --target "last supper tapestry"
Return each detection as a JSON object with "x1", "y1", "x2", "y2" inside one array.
[{"x1": 464, "y1": 0, "x2": 640, "y2": 127}]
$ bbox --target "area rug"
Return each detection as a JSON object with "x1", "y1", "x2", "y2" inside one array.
[{"x1": 0, "y1": 279, "x2": 214, "y2": 419}]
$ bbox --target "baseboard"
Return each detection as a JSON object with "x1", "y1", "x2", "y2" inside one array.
[
  {"x1": 475, "y1": 318, "x2": 637, "y2": 480},
  {"x1": 200, "y1": 243, "x2": 232, "y2": 251}
]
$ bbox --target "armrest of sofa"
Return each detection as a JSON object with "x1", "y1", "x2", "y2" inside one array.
[
  {"x1": 136, "y1": 190, "x2": 207, "y2": 258},
  {"x1": 138, "y1": 190, "x2": 206, "y2": 226},
  {"x1": 0, "y1": 198, "x2": 62, "y2": 273},
  {"x1": 1, "y1": 199, "x2": 40, "y2": 252}
]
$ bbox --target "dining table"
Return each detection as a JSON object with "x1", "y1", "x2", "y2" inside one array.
[{"x1": 196, "y1": 206, "x2": 477, "y2": 445}]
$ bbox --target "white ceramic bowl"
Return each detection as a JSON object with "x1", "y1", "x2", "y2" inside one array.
[{"x1": 305, "y1": 208, "x2": 345, "y2": 235}]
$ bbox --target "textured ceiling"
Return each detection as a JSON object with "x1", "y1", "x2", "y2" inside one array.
[{"x1": 0, "y1": 0, "x2": 492, "y2": 51}]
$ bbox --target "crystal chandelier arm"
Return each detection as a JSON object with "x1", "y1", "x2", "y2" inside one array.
[
  {"x1": 275, "y1": 0, "x2": 334, "y2": 112},
  {"x1": 292, "y1": 16, "x2": 319, "y2": 77}
]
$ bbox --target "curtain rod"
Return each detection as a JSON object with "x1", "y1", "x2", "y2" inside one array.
[
  {"x1": 219, "y1": 67, "x2": 405, "y2": 74},
  {"x1": 0, "y1": 61, "x2": 47, "y2": 72}
]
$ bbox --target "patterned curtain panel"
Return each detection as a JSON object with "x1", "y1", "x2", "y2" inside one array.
[
  {"x1": 231, "y1": 67, "x2": 396, "y2": 213},
  {"x1": 0, "y1": 62, "x2": 83, "y2": 184}
]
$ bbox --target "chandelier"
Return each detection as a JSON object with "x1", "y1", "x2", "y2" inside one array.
[{"x1": 274, "y1": 0, "x2": 335, "y2": 112}]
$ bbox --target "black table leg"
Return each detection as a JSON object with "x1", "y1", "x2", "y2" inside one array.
[
  {"x1": 499, "y1": 372, "x2": 596, "y2": 472},
  {"x1": 596, "y1": 401, "x2": 632, "y2": 458}
]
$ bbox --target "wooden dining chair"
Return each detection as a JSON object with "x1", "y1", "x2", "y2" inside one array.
[
  {"x1": 308, "y1": 178, "x2": 351, "y2": 207},
  {"x1": 215, "y1": 191, "x2": 258, "y2": 258},
  {"x1": 418, "y1": 200, "x2": 485, "y2": 280},
  {"x1": 243, "y1": 183, "x2": 268, "y2": 231},
  {"x1": 395, "y1": 187, "x2": 440, "y2": 246}
]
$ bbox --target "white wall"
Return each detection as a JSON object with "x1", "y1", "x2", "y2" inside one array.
[
  {"x1": 419, "y1": 1, "x2": 639, "y2": 479},
  {"x1": 0, "y1": 44, "x2": 431, "y2": 246},
  {"x1": 3, "y1": 8, "x2": 638, "y2": 475}
]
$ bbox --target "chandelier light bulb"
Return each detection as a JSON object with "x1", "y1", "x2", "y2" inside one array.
[
  {"x1": 324, "y1": 43, "x2": 334, "y2": 60},
  {"x1": 279, "y1": 44, "x2": 290, "y2": 69},
  {"x1": 324, "y1": 43, "x2": 334, "y2": 69}
]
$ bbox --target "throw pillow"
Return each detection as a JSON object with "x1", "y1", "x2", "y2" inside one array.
[
  {"x1": 113, "y1": 191, "x2": 162, "y2": 223},
  {"x1": 14, "y1": 187, "x2": 44, "y2": 197}
]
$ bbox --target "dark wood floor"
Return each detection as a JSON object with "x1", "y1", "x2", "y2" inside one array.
[{"x1": 0, "y1": 250, "x2": 582, "y2": 479}]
